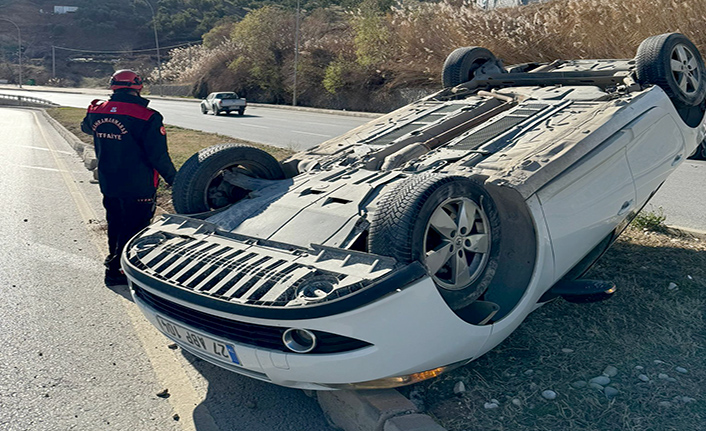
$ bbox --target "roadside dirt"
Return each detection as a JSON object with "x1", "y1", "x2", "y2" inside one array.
[{"x1": 402, "y1": 226, "x2": 705, "y2": 431}]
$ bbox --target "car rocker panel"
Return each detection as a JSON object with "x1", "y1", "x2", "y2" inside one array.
[{"x1": 124, "y1": 34, "x2": 706, "y2": 389}]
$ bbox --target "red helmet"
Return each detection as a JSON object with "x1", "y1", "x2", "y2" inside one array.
[{"x1": 110, "y1": 69, "x2": 143, "y2": 91}]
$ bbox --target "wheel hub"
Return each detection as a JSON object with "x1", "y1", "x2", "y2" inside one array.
[
  {"x1": 671, "y1": 44, "x2": 701, "y2": 95},
  {"x1": 423, "y1": 197, "x2": 491, "y2": 291}
]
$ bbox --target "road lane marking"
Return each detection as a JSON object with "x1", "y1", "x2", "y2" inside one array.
[
  {"x1": 15, "y1": 164, "x2": 85, "y2": 173},
  {"x1": 32, "y1": 112, "x2": 99, "y2": 236},
  {"x1": 231, "y1": 122, "x2": 270, "y2": 129},
  {"x1": 33, "y1": 110, "x2": 218, "y2": 431},
  {"x1": 291, "y1": 130, "x2": 332, "y2": 137},
  {"x1": 12, "y1": 144, "x2": 74, "y2": 154}
]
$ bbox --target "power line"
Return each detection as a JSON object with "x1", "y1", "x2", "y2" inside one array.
[{"x1": 52, "y1": 41, "x2": 200, "y2": 54}]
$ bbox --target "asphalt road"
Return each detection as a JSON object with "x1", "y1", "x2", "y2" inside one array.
[
  {"x1": 0, "y1": 87, "x2": 373, "y2": 151},
  {"x1": 648, "y1": 160, "x2": 706, "y2": 232},
  {"x1": 0, "y1": 107, "x2": 334, "y2": 431}
]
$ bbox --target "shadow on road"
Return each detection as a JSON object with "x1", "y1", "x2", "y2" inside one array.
[
  {"x1": 218, "y1": 113, "x2": 258, "y2": 119},
  {"x1": 181, "y1": 351, "x2": 334, "y2": 431},
  {"x1": 106, "y1": 283, "x2": 133, "y2": 302}
]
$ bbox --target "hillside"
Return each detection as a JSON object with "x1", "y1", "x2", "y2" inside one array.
[{"x1": 3, "y1": 0, "x2": 706, "y2": 113}]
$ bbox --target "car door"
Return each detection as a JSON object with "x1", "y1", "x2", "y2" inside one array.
[
  {"x1": 537, "y1": 142, "x2": 636, "y2": 280},
  {"x1": 622, "y1": 106, "x2": 686, "y2": 206}
]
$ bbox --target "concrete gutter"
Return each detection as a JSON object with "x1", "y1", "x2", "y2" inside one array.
[{"x1": 38, "y1": 107, "x2": 448, "y2": 431}]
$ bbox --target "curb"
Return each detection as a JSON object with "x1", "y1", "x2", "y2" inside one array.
[
  {"x1": 41, "y1": 106, "x2": 447, "y2": 431},
  {"x1": 40, "y1": 109, "x2": 98, "y2": 172},
  {"x1": 317, "y1": 390, "x2": 446, "y2": 431}
]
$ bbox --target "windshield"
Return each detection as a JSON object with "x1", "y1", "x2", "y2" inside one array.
[{"x1": 216, "y1": 93, "x2": 239, "y2": 99}]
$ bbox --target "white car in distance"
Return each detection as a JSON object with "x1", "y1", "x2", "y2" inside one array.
[{"x1": 200, "y1": 92, "x2": 246, "y2": 116}]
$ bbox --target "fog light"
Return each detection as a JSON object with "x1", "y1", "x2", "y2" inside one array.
[{"x1": 282, "y1": 328, "x2": 317, "y2": 353}]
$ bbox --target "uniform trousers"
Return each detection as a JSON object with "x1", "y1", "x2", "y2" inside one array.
[{"x1": 103, "y1": 196, "x2": 156, "y2": 275}]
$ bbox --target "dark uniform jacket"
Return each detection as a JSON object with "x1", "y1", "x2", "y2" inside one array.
[{"x1": 81, "y1": 91, "x2": 177, "y2": 198}]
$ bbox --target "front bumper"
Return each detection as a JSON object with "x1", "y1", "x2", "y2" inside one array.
[{"x1": 128, "y1": 272, "x2": 492, "y2": 390}]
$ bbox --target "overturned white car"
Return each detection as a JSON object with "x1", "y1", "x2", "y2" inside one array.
[{"x1": 123, "y1": 33, "x2": 706, "y2": 390}]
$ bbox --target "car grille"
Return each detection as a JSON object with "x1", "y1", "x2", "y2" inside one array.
[
  {"x1": 134, "y1": 285, "x2": 372, "y2": 354},
  {"x1": 125, "y1": 218, "x2": 395, "y2": 309}
]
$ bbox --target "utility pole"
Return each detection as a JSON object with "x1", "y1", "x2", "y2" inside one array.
[
  {"x1": 139, "y1": 0, "x2": 162, "y2": 96},
  {"x1": 52, "y1": 45, "x2": 55, "y2": 78},
  {"x1": 293, "y1": 0, "x2": 300, "y2": 106},
  {"x1": 0, "y1": 18, "x2": 22, "y2": 88}
]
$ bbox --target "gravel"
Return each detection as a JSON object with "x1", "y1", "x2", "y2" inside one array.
[
  {"x1": 541, "y1": 390, "x2": 557, "y2": 400},
  {"x1": 589, "y1": 382, "x2": 605, "y2": 391},
  {"x1": 603, "y1": 366, "x2": 618, "y2": 377},
  {"x1": 604, "y1": 386, "x2": 619, "y2": 399},
  {"x1": 589, "y1": 376, "x2": 611, "y2": 386},
  {"x1": 676, "y1": 367, "x2": 688, "y2": 374},
  {"x1": 484, "y1": 402, "x2": 499, "y2": 409},
  {"x1": 638, "y1": 374, "x2": 650, "y2": 382}
]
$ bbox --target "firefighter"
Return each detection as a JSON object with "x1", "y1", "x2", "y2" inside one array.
[{"x1": 81, "y1": 69, "x2": 177, "y2": 286}]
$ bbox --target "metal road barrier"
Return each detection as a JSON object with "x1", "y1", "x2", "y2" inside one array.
[{"x1": 0, "y1": 93, "x2": 59, "y2": 107}]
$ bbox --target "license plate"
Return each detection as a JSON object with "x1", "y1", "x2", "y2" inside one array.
[{"x1": 156, "y1": 315, "x2": 240, "y2": 365}]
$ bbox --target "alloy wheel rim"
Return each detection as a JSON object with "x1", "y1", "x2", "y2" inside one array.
[
  {"x1": 423, "y1": 197, "x2": 490, "y2": 291},
  {"x1": 670, "y1": 44, "x2": 701, "y2": 96}
]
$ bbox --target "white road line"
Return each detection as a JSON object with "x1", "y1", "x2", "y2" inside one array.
[
  {"x1": 235, "y1": 123, "x2": 271, "y2": 129},
  {"x1": 33, "y1": 111, "x2": 218, "y2": 431},
  {"x1": 12, "y1": 144, "x2": 75, "y2": 154},
  {"x1": 291, "y1": 130, "x2": 332, "y2": 137},
  {"x1": 16, "y1": 164, "x2": 85, "y2": 173}
]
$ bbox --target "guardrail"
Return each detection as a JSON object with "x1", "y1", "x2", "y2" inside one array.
[{"x1": 0, "y1": 93, "x2": 59, "y2": 107}]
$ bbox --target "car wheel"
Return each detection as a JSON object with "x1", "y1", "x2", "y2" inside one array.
[
  {"x1": 441, "y1": 47, "x2": 504, "y2": 88},
  {"x1": 636, "y1": 33, "x2": 706, "y2": 108},
  {"x1": 201, "y1": 105, "x2": 207, "y2": 114},
  {"x1": 212, "y1": 106, "x2": 220, "y2": 115},
  {"x1": 238, "y1": 108, "x2": 245, "y2": 116},
  {"x1": 368, "y1": 174, "x2": 501, "y2": 310},
  {"x1": 172, "y1": 144, "x2": 285, "y2": 214}
]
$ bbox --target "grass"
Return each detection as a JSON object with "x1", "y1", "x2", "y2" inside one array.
[
  {"x1": 632, "y1": 208, "x2": 669, "y2": 233},
  {"x1": 403, "y1": 226, "x2": 706, "y2": 431},
  {"x1": 46, "y1": 107, "x2": 294, "y2": 212}
]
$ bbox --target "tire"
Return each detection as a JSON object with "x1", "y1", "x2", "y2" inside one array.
[
  {"x1": 441, "y1": 47, "x2": 504, "y2": 88},
  {"x1": 690, "y1": 140, "x2": 706, "y2": 160},
  {"x1": 201, "y1": 105, "x2": 208, "y2": 114},
  {"x1": 212, "y1": 105, "x2": 220, "y2": 115},
  {"x1": 369, "y1": 174, "x2": 501, "y2": 310},
  {"x1": 238, "y1": 108, "x2": 245, "y2": 116},
  {"x1": 172, "y1": 144, "x2": 285, "y2": 214},
  {"x1": 636, "y1": 33, "x2": 706, "y2": 108}
]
